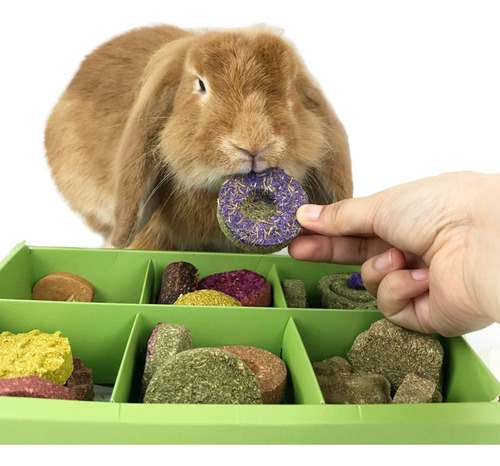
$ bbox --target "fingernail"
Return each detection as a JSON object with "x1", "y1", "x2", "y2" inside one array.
[
  {"x1": 411, "y1": 268, "x2": 429, "y2": 281},
  {"x1": 298, "y1": 204, "x2": 323, "y2": 222},
  {"x1": 375, "y1": 249, "x2": 393, "y2": 271}
]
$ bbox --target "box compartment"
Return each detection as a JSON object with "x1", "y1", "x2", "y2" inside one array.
[
  {"x1": 290, "y1": 309, "x2": 500, "y2": 403},
  {"x1": 111, "y1": 309, "x2": 322, "y2": 404},
  {"x1": 0, "y1": 299, "x2": 137, "y2": 384},
  {"x1": 0, "y1": 243, "x2": 152, "y2": 304},
  {"x1": 274, "y1": 260, "x2": 365, "y2": 309},
  {"x1": 147, "y1": 253, "x2": 286, "y2": 307}
]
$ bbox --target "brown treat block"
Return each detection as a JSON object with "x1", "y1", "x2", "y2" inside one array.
[
  {"x1": 348, "y1": 318, "x2": 444, "y2": 393},
  {"x1": 219, "y1": 345, "x2": 287, "y2": 404},
  {"x1": 313, "y1": 356, "x2": 353, "y2": 377},
  {"x1": 144, "y1": 348, "x2": 262, "y2": 404},
  {"x1": 281, "y1": 279, "x2": 307, "y2": 308},
  {"x1": 393, "y1": 372, "x2": 443, "y2": 404},
  {"x1": 32, "y1": 272, "x2": 94, "y2": 302},
  {"x1": 64, "y1": 357, "x2": 94, "y2": 401},
  {"x1": 142, "y1": 323, "x2": 193, "y2": 395},
  {"x1": 0, "y1": 374, "x2": 72, "y2": 400},
  {"x1": 158, "y1": 262, "x2": 198, "y2": 304},
  {"x1": 316, "y1": 371, "x2": 392, "y2": 404}
]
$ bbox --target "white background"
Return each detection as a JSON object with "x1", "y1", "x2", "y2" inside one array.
[{"x1": 0, "y1": 1, "x2": 498, "y2": 377}]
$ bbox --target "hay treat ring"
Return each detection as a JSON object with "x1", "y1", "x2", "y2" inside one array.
[{"x1": 217, "y1": 168, "x2": 308, "y2": 253}]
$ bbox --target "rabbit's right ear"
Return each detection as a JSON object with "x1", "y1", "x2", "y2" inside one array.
[
  {"x1": 295, "y1": 68, "x2": 353, "y2": 203},
  {"x1": 110, "y1": 38, "x2": 191, "y2": 248}
]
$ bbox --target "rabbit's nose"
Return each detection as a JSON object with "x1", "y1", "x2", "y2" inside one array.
[{"x1": 236, "y1": 145, "x2": 268, "y2": 158}]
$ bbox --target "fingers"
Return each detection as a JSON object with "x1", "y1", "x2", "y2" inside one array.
[
  {"x1": 361, "y1": 248, "x2": 432, "y2": 332},
  {"x1": 368, "y1": 262, "x2": 431, "y2": 334},
  {"x1": 288, "y1": 234, "x2": 392, "y2": 265},
  {"x1": 361, "y1": 248, "x2": 407, "y2": 295},
  {"x1": 296, "y1": 198, "x2": 383, "y2": 237},
  {"x1": 360, "y1": 248, "x2": 426, "y2": 293},
  {"x1": 376, "y1": 267, "x2": 430, "y2": 319},
  {"x1": 381, "y1": 289, "x2": 432, "y2": 334},
  {"x1": 290, "y1": 236, "x2": 434, "y2": 333}
]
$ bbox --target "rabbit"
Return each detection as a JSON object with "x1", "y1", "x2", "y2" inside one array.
[{"x1": 45, "y1": 25, "x2": 353, "y2": 252}]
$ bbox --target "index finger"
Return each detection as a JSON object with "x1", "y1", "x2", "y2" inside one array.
[
  {"x1": 288, "y1": 234, "x2": 392, "y2": 265},
  {"x1": 296, "y1": 197, "x2": 383, "y2": 237}
]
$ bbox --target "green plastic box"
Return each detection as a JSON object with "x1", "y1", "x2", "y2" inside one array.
[{"x1": 0, "y1": 242, "x2": 499, "y2": 444}]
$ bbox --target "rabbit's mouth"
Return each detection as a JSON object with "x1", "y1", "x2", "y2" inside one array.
[
  {"x1": 220, "y1": 137, "x2": 286, "y2": 177},
  {"x1": 233, "y1": 154, "x2": 268, "y2": 175}
]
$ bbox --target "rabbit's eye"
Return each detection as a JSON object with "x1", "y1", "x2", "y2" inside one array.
[{"x1": 198, "y1": 78, "x2": 206, "y2": 92}]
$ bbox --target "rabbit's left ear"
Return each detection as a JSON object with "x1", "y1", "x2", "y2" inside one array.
[
  {"x1": 296, "y1": 69, "x2": 353, "y2": 203},
  {"x1": 110, "y1": 38, "x2": 191, "y2": 248}
]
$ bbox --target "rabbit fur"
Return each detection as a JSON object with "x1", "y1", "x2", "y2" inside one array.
[{"x1": 45, "y1": 25, "x2": 353, "y2": 251}]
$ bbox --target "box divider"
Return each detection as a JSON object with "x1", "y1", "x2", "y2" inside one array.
[
  {"x1": 266, "y1": 264, "x2": 287, "y2": 308},
  {"x1": 0, "y1": 242, "x2": 32, "y2": 300},
  {"x1": 0, "y1": 241, "x2": 27, "y2": 272},
  {"x1": 281, "y1": 317, "x2": 324, "y2": 404},
  {"x1": 111, "y1": 313, "x2": 143, "y2": 403},
  {"x1": 139, "y1": 260, "x2": 156, "y2": 304}
]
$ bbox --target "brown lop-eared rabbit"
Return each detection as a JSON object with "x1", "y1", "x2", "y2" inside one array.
[{"x1": 45, "y1": 25, "x2": 353, "y2": 251}]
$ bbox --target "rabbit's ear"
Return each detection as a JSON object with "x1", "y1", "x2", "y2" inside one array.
[
  {"x1": 296, "y1": 69, "x2": 353, "y2": 203},
  {"x1": 110, "y1": 39, "x2": 191, "y2": 248}
]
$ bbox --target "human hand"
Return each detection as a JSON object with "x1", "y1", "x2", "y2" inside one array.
[{"x1": 288, "y1": 172, "x2": 500, "y2": 336}]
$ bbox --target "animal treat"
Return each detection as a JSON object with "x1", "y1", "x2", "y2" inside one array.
[
  {"x1": 0, "y1": 374, "x2": 73, "y2": 400},
  {"x1": 313, "y1": 356, "x2": 391, "y2": 404},
  {"x1": 281, "y1": 279, "x2": 307, "y2": 308},
  {"x1": 316, "y1": 372, "x2": 392, "y2": 405},
  {"x1": 32, "y1": 272, "x2": 94, "y2": 302},
  {"x1": 198, "y1": 269, "x2": 271, "y2": 307},
  {"x1": 217, "y1": 168, "x2": 308, "y2": 253},
  {"x1": 158, "y1": 261, "x2": 198, "y2": 304},
  {"x1": 393, "y1": 373, "x2": 443, "y2": 404},
  {"x1": 219, "y1": 345, "x2": 287, "y2": 404},
  {"x1": 144, "y1": 347, "x2": 262, "y2": 404},
  {"x1": 312, "y1": 356, "x2": 353, "y2": 377},
  {"x1": 348, "y1": 318, "x2": 444, "y2": 393},
  {"x1": 0, "y1": 330, "x2": 73, "y2": 385},
  {"x1": 173, "y1": 289, "x2": 242, "y2": 306},
  {"x1": 142, "y1": 323, "x2": 193, "y2": 394},
  {"x1": 317, "y1": 272, "x2": 378, "y2": 310},
  {"x1": 64, "y1": 357, "x2": 94, "y2": 401}
]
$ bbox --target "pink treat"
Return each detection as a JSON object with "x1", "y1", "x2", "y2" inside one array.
[
  {"x1": 0, "y1": 375, "x2": 72, "y2": 400},
  {"x1": 64, "y1": 357, "x2": 94, "y2": 401},
  {"x1": 198, "y1": 269, "x2": 271, "y2": 307}
]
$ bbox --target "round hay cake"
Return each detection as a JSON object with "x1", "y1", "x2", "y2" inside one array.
[
  {"x1": 219, "y1": 345, "x2": 287, "y2": 404},
  {"x1": 144, "y1": 347, "x2": 262, "y2": 404},
  {"x1": 217, "y1": 168, "x2": 308, "y2": 253}
]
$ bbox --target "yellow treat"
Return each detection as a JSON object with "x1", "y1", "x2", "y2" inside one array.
[
  {"x1": 173, "y1": 289, "x2": 242, "y2": 306},
  {"x1": 0, "y1": 330, "x2": 73, "y2": 385}
]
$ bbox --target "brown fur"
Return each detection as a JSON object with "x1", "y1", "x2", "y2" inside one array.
[{"x1": 45, "y1": 25, "x2": 353, "y2": 251}]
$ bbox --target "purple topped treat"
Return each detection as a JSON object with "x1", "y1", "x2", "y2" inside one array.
[
  {"x1": 217, "y1": 168, "x2": 308, "y2": 253},
  {"x1": 347, "y1": 272, "x2": 365, "y2": 290},
  {"x1": 198, "y1": 269, "x2": 271, "y2": 307}
]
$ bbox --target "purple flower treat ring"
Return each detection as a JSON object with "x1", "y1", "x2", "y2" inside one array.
[{"x1": 217, "y1": 168, "x2": 308, "y2": 253}]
